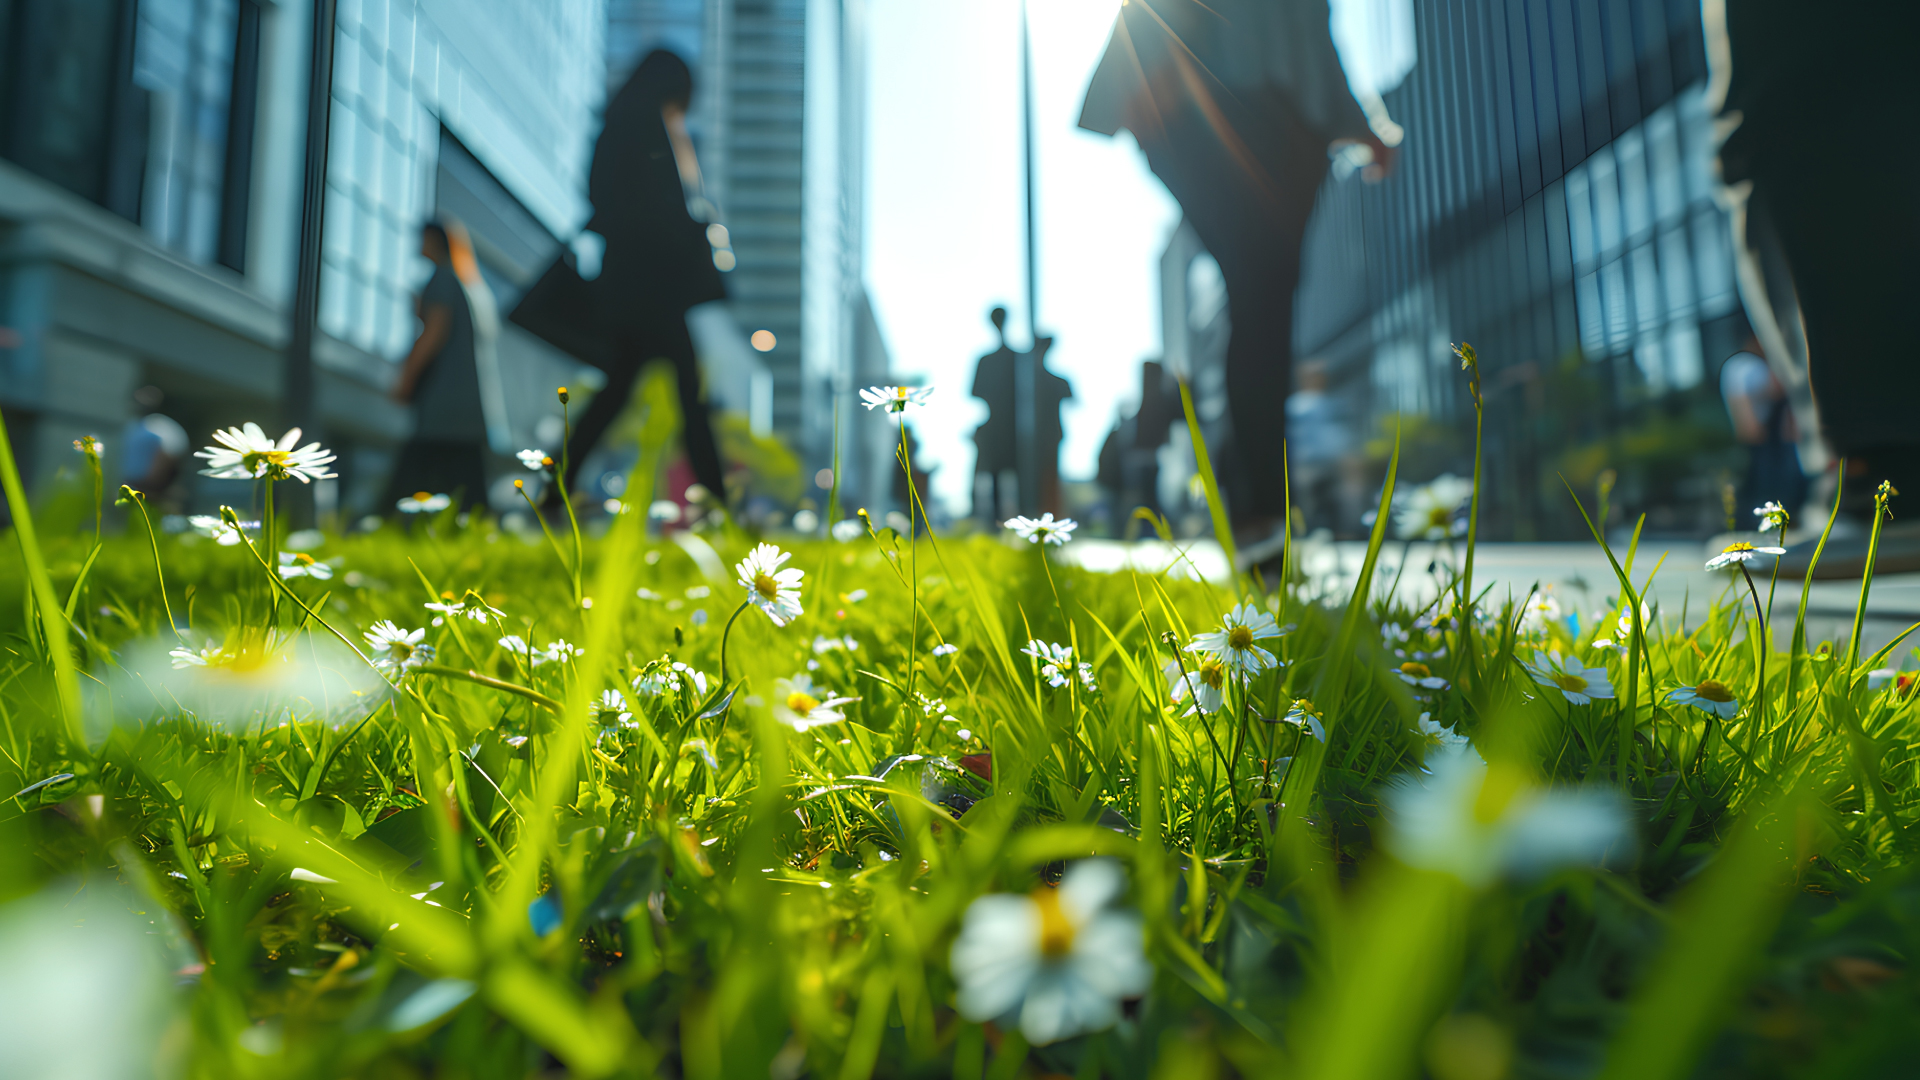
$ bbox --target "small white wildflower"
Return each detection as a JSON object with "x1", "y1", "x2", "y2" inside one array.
[
  {"x1": 1705, "y1": 541, "x2": 1785, "y2": 570},
  {"x1": 365, "y1": 621, "x2": 433, "y2": 675},
  {"x1": 396, "y1": 492, "x2": 452, "y2": 514},
  {"x1": 1164, "y1": 656, "x2": 1227, "y2": 715},
  {"x1": 1415, "y1": 711, "x2": 1469, "y2": 751},
  {"x1": 169, "y1": 644, "x2": 222, "y2": 669},
  {"x1": 1187, "y1": 603, "x2": 1287, "y2": 676},
  {"x1": 1394, "y1": 474, "x2": 1473, "y2": 540},
  {"x1": 859, "y1": 385, "x2": 934, "y2": 412},
  {"x1": 735, "y1": 542, "x2": 804, "y2": 627},
  {"x1": 1753, "y1": 501, "x2": 1790, "y2": 532},
  {"x1": 1521, "y1": 650, "x2": 1614, "y2": 705},
  {"x1": 276, "y1": 551, "x2": 333, "y2": 580},
  {"x1": 1004, "y1": 513, "x2": 1077, "y2": 546},
  {"x1": 1383, "y1": 745, "x2": 1631, "y2": 887},
  {"x1": 189, "y1": 514, "x2": 255, "y2": 546},
  {"x1": 1394, "y1": 661, "x2": 1450, "y2": 691},
  {"x1": 772, "y1": 675, "x2": 860, "y2": 731},
  {"x1": 516, "y1": 448, "x2": 551, "y2": 471},
  {"x1": 1665, "y1": 679, "x2": 1739, "y2": 719},
  {"x1": 950, "y1": 859, "x2": 1151, "y2": 1045},
  {"x1": 196, "y1": 422, "x2": 337, "y2": 483},
  {"x1": 932, "y1": 642, "x2": 959, "y2": 658},
  {"x1": 1279, "y1": 699, "x2": 1326, "y2": 742}
]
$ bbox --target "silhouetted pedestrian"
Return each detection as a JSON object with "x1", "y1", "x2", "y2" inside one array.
[
  {"x1": 384, "y1": 219, "x2": 495, "y2": 509},
  {"x1": 1080, "y1": 0, "x2": 1392, "y2": 546},
  {"x1": 557, "y1": 50, "x2": 727, "y2": 507}
]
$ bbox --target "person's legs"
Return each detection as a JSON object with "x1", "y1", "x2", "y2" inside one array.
[
  {"x1": 561, "y1": 357, "x2": 642, "y2": 496},
  {"x1": 1137, "y1": 91, "x2": 1327, "y2": 528},
  {"x1": 653, "y1": 313, "x2": 727, "y2": 501}
]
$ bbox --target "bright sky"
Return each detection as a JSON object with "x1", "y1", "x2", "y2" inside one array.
[{"x1": 865, "y1": 0, "x2": 1181, "y2": 516}]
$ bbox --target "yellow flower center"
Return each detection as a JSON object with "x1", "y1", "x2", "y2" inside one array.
[
  {"x1": 1198, "y1": 660, "x2": 1226, "y2": 689},
  {"x1": 1694, "y1": 679, "x2": 1733, "y2": 703},
  {"x1": 242, "y1": 448, "x2": 290, "y2": 474},
  {"x1": 786, "y1": 691, "x2": 820, "y2": 715},
  {"x1": 292, "y1": 553, "x2": 315, "y2": 566},
  {"x1": 1425, "y1": 506, "x2": 1451, "y2": 529},
  {"x1": 1723, "y1": 542, "x2": 1755, "y2": 554},
  {"x1": 1293, "y1": 698, "x2": 1317, "y2": 715},
  {"x1": 1473, "y1": 761, "x2": 1529, "y2": 824},
  {"x1": 389, "y1": 640, "x2": 413, "y2": 661},
  {"x1": 1033, "y1": 888, "x2": 1074, "y2": 958},
  {"x1": 1401, "y1": 662, "x2": 1431, "y2": 679},
  {"x1": 1550, "y1": 671, "x2": 1588, "y2": 694},
  {"x1": 1228, "y1": 625, "x2": 1254, "y2": 651},
  {"x1": 754, "y1": 571, "x2": 781, "y2": 602},
  {"x1": 413, "y1": 491, "x2": 431, "y2": 502}
]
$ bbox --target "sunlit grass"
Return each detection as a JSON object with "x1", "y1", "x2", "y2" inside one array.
[{"x1": 3, "y1": 371, "x2": 1920, "y2": 1079}]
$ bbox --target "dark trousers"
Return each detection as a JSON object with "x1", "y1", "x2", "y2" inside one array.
[
  {"x1": 1135, "y1": 89, "x2": 1329, "y2": 523},
  {"x1": 563, "y1": 310, "x2": 725, "y2": 502},
  {"x1": 383, "y1": 439, "x2": 488, "y2": 512}
]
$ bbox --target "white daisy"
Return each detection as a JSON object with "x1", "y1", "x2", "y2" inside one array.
[
  {"x1": 188, "y1": 514, "x2": 254, "y2": 546},
  {"x1": 1394, "y1": 661, "x2": 1450, "y2": 691},
  {"x1": 365, "y1": 621, "x2": 433, "y2": 675},
  {"x1": 950, "y1": 859, "x2": 1151, "y2": 1046},
  {"x1": 1518, "y1": 589, "x2": 1562, "y2": 635},
  {"x1": 196, "y1": 422, "x2": 337, "y2": 484},
  {"x1": 1163, "y1": 656, "x2": 1227, "y2": 716},
  {"x1": 1590, "y1": 602, "x2": 1652, "y2": 652},
  {"x1": 1705, "y1": 541, "x2": 1785, "y2": 570},
  {"x1": 74, "y1": 436, "x2": 104, "y2": 456},
  {"x1": 593, "y1": 689, "x2": 633, "y2": 727},
  {"x1": 1394, "y1": 474, "x2": 1474, "y2": 541},
  {"x1": 424, "y1": 593, "x2": 504, "y2": 623},
  {"x1": 1278, "y1": 699, "x2": 1326, "y2": 742},
  {"x1": 1665, "y1": 679, "x2": 1739, "y2": 719},
  {"x1": 1187, "y1": 603, "x2": 1286, "y2": 676},
  {"x1": 539, "y1": 640, "x2": 583, "y2": 666},
  {"x1": 169, "y1": 644, "x2": 223, "y2": 669},
  {"x1": 1004, "y1": 513, "x2": 1077, "y2": 546},
  {"x1": 517, "y1": 448, "x2": 551, "y2": 471},
  {"x1": 1023, "y1": 640, "x2": 1094, "y2": 691},
  {"x1": 396, "y1": 492, "x2": 453, "y2": 514},
  {"x1": 859, "y1": 385, "x2": 934, "y2": 412},
  {"x1": 1414, "y1": 712, "x2": 1469, "y2": 752},
  {"x1": 1382, "y1": 744, "x2": 1631, "y2": 887},
  {"x1": 735, "y1": 542, "x2": 805, "y2": 627},
  {"x1": 772, "y1": 675, "x2": 860, "y2": 731},
  {"x1": 275, "y1": 551, "x2": 333, "y2": 580},
  {"x1": 1521, "y1": 650, "x2": 1614, "y2": 705},
  {"x1": 634, "y1": 661, "x2": 711, "y2": 697},
  {"x1": 932, "y1": 642, "x2": 959, "y2": 658},
  {"x1": 1753, "y1": 501, "x2": 1790, "y2": 532}
]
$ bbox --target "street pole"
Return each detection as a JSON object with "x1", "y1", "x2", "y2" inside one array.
[
  {"x1": 1016, "y1": 0, "x2": 1039, "y2": 516},
  {"x1": 285, "y1": 0, "x2": 338, "y2": 526}
]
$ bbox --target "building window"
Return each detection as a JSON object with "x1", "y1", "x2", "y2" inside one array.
[{"x1": 132, "y1": 0, "x2": 259, "y2": 269}]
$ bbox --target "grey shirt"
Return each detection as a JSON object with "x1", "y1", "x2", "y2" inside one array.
[{"x1": 410, "y1": 264, "x2": 486, "y2": 442}]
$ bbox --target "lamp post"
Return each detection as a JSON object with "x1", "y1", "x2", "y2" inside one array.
[
  {"x1": 285, "y1": 0, "x2": 338, "y2": 526},
  {"x1": 1015, "y1": 0, "x2": 1040, "y2": 516}
]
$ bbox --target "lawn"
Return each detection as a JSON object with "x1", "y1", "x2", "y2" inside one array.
[{"x1": 3, "y1": 385, "x2": 1919, "y2": 1080}]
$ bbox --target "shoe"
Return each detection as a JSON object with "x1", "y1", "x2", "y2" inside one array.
[{"x1": 1774, "y1": 522, "x2": 1920, "y2": 580}]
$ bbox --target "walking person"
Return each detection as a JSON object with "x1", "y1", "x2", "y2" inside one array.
[
  {"x1": 546, "y1": 50, "x2": 727, "y2": 507},
  {"x1": 1078, "y1": 0, "x2": 1395, "y2": 554},
  {"x1": 1718, "y1": 327, "x2": 1806, "y2": 522},
  {"x1": 384, "y1": 218, "x2": 497, "y2": 510}
]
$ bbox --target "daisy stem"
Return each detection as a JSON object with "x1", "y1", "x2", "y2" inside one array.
[
  {"x1": 224, "y1": 505, "x2": 378, "y2": 673},
  {"x1": 1737, "y1": 563, "x2": 1768, "y2": 752},
  {"x1": 717, "y1": 600, "x2": 750, "y2": 687},
  {"x1": 416, "y1": 665, "x2": 562, "y2": 712},
  {"x1": 120, "y1": 486, "x2": 183, "y2": 641},
  {"x1": 898, "y1": 423, "x2": 918, "y2": 711}
]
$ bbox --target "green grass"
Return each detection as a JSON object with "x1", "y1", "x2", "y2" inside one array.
[{"x1": 5, "y1": 423, "x2": 1920, "y2": 1078}]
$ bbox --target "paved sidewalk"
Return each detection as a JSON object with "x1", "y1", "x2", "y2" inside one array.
[{"x1": 1058, "y1": 539, "x2": 1920, "y2": 664}]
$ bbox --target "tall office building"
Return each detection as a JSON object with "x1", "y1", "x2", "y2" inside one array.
[
  {"x1": 607, "y1": 0, "x2": 895, "y2": 517},
  {"x1": 1, "y1": 0, "x2": 604, "y2": 512},
  {"x1": 1158, "y1": 0, "x2": 1745, "y2": 539}
]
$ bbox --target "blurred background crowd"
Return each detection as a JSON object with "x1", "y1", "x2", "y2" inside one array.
[{"x1": 0, "y1": 0, "x2": 1910, "y2": 565}]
